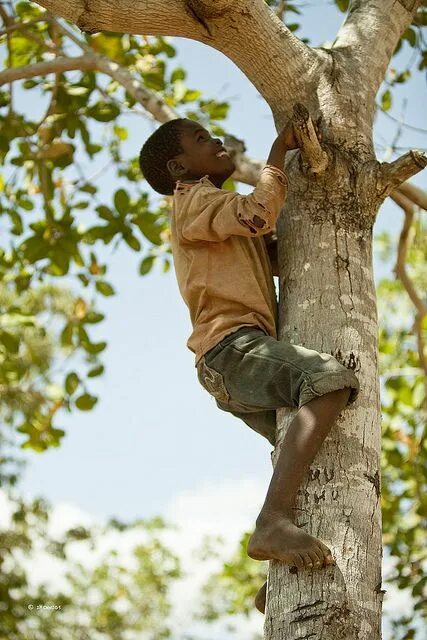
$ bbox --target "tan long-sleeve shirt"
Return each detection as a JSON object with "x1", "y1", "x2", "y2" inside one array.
[{"x1": 170, "y1": 165, "x2": 288, "y2": 363}]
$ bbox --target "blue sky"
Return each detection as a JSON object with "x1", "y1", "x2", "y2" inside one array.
[{"x1": 1, "y1": 2, "x2": 424, "y2": 636}]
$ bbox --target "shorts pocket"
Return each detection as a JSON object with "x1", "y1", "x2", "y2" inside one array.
[{"x1": 196, "y1": 357, "x2": 230, "y2": 404}]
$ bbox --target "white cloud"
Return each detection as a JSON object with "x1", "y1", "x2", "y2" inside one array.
[{"x1": 163, "y1": 477, "x2": 267, "y2": 638}]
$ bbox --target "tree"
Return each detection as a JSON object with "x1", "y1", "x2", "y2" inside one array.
[{"x1": 1, "y1": 1, "x2": 426, "y2": 638}]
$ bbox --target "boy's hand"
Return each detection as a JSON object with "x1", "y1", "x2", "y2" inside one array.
[
  {"x1": 277, "y1": 117, "x2": 323, "y2": 150},
  {"x1": 277, "y1": 121, "x2": 299, "y2": 150}
]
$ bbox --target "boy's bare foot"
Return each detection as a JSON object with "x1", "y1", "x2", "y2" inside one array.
[
  {"x1": 255, "y1": 582, "x2": 267, "y2": 614},
  {"x1": 247, "y1": 514, "x2": 335, "y2": 570}
]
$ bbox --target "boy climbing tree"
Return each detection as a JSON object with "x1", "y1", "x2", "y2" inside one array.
[{"x1": 139, "y1": 115, "x2": 360, "y2": 596}]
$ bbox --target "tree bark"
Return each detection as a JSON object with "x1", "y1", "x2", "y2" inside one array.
[{"x1": 32, "y1": 1, "x2": 426, "y2": 638}]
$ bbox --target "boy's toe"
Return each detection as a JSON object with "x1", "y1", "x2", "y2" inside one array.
[
  {"x1": 318, "y1": 541, "x2": 334, "y2": 563},
  {"x1": 308, "y1": 550, "x2": 322, "y2": 568},
  {"x1": 291, "y1": 554, "x2": 304, "y2": 570},
  {"x1": 302, "y1": 553, "x2": 313, "y2": 569}
]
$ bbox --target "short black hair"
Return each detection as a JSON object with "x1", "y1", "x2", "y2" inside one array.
[{"x1": 139, "y1": 118, "x2": 188, "y2": 196}]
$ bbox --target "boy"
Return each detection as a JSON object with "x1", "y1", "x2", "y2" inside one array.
[{"x1": 139, "y1": 118, "x2": 360, "y2": 596}]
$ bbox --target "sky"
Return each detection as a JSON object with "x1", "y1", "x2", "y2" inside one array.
[{"x1": 1, "y1": 1, "x2": 426, "y2": 637}]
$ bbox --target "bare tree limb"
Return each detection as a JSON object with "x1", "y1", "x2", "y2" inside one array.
[
  {"x1": 0, "y1": 55, "x2": 97, "y2": 85},
  {"x1": 0, "y1": 28, "x2": 177, "y2": 124},
  {"x1": 377, "y1": 150, "x2": 427, "y2": 197},
  {"x1": 390, "y1": 190, "x2": 427, "y2": 392},
  {"x1": 34, "y1": 0, "x2": 322, "y2": 120},
  {"x1": 334, "y1": 0, "x2": 422, "y2": 97},
  {"x1": 398, "y1": 181, "x2": 427, "y2": 212}
]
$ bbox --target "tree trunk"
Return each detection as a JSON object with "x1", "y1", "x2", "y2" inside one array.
[{"x1": 267, "y1": 137, "x2": 384, "y2": 638}]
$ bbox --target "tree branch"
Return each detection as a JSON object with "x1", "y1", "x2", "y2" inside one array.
[
  {"x1": 390, "y1": 190, "x2": 427, "y2": 387},
  {"x1": 377, "y1": 150, "x2": 427, "y2": 197},
  {"x1": 0, "y1": 19, "x2": 177, "y2": 124},
  {"x1": 398, "y1": 181, "x2": 427, "y2": 212},
  {"x1": 292, "y1": 103, "x2": 328, "y2": 174},
  {"x1": 334, "y1": 0, "x2": 422, "y2": 96},
  {"x1": 34, "y1": 0, "x2": 322, "y2": 121},
  {"x1": 0, "y1": 55, "x2": 99, "y2": 85}
]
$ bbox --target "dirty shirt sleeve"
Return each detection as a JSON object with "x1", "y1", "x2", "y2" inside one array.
[{"x1": 179, "y1": 165, "x2": 288, "y2": 242}]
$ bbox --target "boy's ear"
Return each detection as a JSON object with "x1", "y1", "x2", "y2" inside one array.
[{"x1": 167, "y1": 158, "x2": 186, "y2": 178}]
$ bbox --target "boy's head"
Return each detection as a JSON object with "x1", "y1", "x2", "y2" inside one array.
[{"x1": 139, "y1": 118, "x2": 235, "y2": 196}]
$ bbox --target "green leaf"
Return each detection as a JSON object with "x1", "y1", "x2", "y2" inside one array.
[
  {"x1": 0, "y1": 330, "x2": 20, "y2": 353},
  {"x1": 335, "y1": 0, "x2": 349, "y2": 11},
  {"x1": 87, "y1": 364, "x2": 105, "y2": 378},
  {"x1": 139, "y1": 256, "x2": 155, "y2": 275},
  {"x1": 82, "y1": 340, "x2": 107, "y2": 355},
  {"x1": 114, "y1": 189, "x2": 130, "y2": 215},
  {"x1": 124, "y1": 233, "x2": 141, "y2": 252},
  {"x1": 96, "y1": 205, "x2": 115, "y2": 221},
  {"x1": 113, "y1": 125, "x2": 128, "y2": 141},
  {"x1": 65, "y1": 372, "x2": 80, "y2": 395},
  {"x1": 80, "y1": 183, "x2": 97, "y2": 195},
  {"x1": 75, "y1": 393, "x2": 98, "y2": 411},
  {"x1": 60, "y1": 323, "x2": 74, "y2": 347},
  {"x1": 381, "y1": 89, "x2": 392, "y2": 112},
  {"x1": 85, "y1": 311, "x2": 105, "y2": 324},
  {"x1": 402, "y1": 27, "x2": 417, "y2": 48},
  {"x1": 86, "y1": 102, "x2": 121, "y2": 122},
  {"x1": 95, "y1": 280, "x2": 115, "y2": 296},
  {"x1": 171, "y1": 67, "x2": 186, "y2": 83}
]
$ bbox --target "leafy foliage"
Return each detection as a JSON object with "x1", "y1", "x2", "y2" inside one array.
[
  {"x1": 0, "y1": 1, "x2": 230, "y2": 445},
  {"x1": 0, "y1": 486, "x2": 181, "y2": 639},
  {"x1": 0, "y1": 280, "x2": 104, "y2": 450},
  {"x1": 377, "y1": 219, "x2": 427, "y2": 636},
  {"x1": 197, "y1": 532, "x2": 267, "y2": 622}
]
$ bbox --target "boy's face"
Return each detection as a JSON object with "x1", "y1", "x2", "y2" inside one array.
[{"x1": 167, "y1": 120, "x2": 236, "y2": 188}]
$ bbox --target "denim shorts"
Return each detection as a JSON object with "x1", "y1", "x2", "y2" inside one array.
[{"x1": 196, "y1": 326, "x2": 360, "y2": 446}]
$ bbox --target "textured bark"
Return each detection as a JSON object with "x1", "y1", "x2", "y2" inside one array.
[
  {"x1": 32, "y1": 1, "x2": 425, "y2": 638},
  {"x1": 35, "y1": 0, "x2": 321, "y2": 116},
  {"x1": 269, "y1": 136, "x2": 384, "y2": 639}
]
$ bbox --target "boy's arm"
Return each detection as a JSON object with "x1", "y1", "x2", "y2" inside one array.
[
  {"x1": 180, "y1": 166, "x2": 288, "y2": 242},
  {"x1": 264, "y1": 231, "x2": 279, "y2": 277},
  {"x1": 180, "y1": 122, "x2": 299, "y2": 243}
]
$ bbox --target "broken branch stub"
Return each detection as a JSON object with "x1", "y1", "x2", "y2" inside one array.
[
  {"x1": 378, "y1": 150, "x2": 427, "y2": 197},
  {"x1": 292, "y1": 103, "x2": 328, "y2": 174}
]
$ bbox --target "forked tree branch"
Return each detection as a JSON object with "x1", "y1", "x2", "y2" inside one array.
[
  {"x1": 33, "y1": 0, "x2": 322, "y2": 118},
  {"x1": 334, "y1": 0, "x2": 422, "y2": 96}
]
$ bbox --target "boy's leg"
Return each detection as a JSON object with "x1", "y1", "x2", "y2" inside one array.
[{"x1": 247, "y1": 387, "x2": 351, "y2": 569}]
